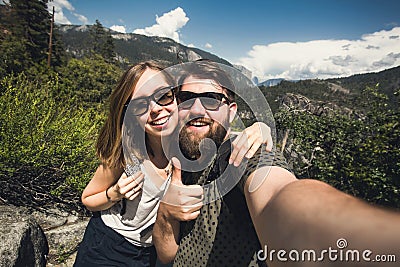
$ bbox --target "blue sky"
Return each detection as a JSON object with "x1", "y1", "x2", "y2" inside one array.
[{"x1": 31, "y1": 0, "x2": 400, "y2": 80}]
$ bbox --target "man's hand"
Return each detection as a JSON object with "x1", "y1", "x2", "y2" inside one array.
[{"x1": 160, "y1": 157, "x2": 203, "y2": 221}]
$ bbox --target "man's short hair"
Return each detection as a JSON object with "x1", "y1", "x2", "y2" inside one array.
[{"x1": 177, "y1": 60, "x2": 236, "y2": 103}]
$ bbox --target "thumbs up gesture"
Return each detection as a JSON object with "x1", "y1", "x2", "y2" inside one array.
[{"x1": 160, "y1": 157, "x2": 203, "y2": 221}]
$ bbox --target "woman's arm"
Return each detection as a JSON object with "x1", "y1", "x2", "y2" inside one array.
[{"x1": 230, "y1": 121, "x2": 273, "y2": 166}]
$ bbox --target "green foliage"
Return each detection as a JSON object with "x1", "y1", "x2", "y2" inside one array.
[
  {"x1": 276, "y1": 85, "x2": 400, "y2": 208},
  {"x1": 57, "y1": 56, "x2": 123, "y2": 104},
  {"x1": 0, "y1": 70, "x2": 103, "y2": 211},
  {"x1": 0, "y1": 34, "x2": 30, "y2": 76},
  {"x1": 0, "y1": 0, "x2": 65, "y2": 75},
  {"x1": 7, "y1": 0, "x2": 51, "y2": 62},
  {"x1": 89, "y1": 20, "x2": 116, "y2": 63}
]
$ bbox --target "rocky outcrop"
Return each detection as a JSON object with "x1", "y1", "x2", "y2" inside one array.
[
  {"x1": 0, "y1": 205, "x2": 48, "y2": 267},
  {"x1": 0, "y1": 205, "x2": 89, "y2": 266},
  {"x1": 45, "y1": 215, "x2": 88, "y2": 266},
  {"x1": 278, "y1": 93, "x2": 354, "y2": 116}
]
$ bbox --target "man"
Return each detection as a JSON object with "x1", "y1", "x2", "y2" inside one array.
[
  {"x1": 153, "y1": 60, "x2": 400, "y2": 267},
  {"x1": 153, "y1": 60, "x2": 297, "y2": 266}
]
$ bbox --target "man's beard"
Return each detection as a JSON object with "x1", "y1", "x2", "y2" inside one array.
[{"x1": 179, "y1": 118, "x2": 228, "y2": 161}]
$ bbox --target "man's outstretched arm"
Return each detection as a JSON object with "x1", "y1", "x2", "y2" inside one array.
[{"x1": 245, "y1": 172, "x2": 400, "y2": 266}]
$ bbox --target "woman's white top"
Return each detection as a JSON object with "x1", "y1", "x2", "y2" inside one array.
[{"x1": 101, "y1": 163, "x2": 171, "y2": 247}]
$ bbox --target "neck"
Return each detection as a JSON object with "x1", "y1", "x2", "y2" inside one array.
[
  {"x1": 224, "y1": 129, "x2": 231, "y2": 141},
  {"x1": 146, "y1": 134, "x2": 169, "y2": 169}
]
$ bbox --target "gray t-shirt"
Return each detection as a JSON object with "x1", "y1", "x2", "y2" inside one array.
[{"x1": 101, "y1": 162, "x2": 171, "y2": 247}]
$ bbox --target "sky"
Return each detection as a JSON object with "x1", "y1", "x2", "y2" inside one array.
[{"x1": 9, "y1": 0, "x2": 400, "y2": 81}]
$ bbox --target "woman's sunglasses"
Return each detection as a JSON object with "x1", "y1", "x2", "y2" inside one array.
[
  {"x1": 125, "y1": 86, "x2": 176, "y2": 116},
  {"x1": 176, "y1": 91, "x2": 230, "y2": 110}
]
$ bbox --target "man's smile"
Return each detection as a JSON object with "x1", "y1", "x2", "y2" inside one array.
[{"x1": 185, "y1": 118, "x2": 213, "y2": 132}]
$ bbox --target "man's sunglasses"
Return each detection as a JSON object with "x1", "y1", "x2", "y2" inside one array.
[
  {"x1": 176, "y1": 91, "x2": 230, "y2": 110},
  {"x1": 125, "y1": 86, "x2": 176, "y2": 116}
]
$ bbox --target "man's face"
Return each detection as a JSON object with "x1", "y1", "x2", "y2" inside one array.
[{"x1": 177, "y1": 76, "x2": 237, "y2": 160}]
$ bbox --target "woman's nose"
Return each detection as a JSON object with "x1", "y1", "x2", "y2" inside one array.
[{"x1": 149, "y1": 99, "x2": 163, "y2": 113}]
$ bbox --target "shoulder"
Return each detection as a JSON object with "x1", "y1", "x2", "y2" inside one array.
[{"x1": 237, "y1": 146, "x2": 292, "y2": 193}]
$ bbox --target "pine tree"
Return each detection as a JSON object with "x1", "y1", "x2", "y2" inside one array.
[
  {"x1": 8, "y1": 0, "x2": 51, "y2": 63},
  {"x1": 89, "y1": 19, "x2": 116, "y2": 63},
  {"x1": 0, "y1": 0, "x2": 65, "y2": 74},
  {"x1": 90, "y1": 20, "x2": 106, "y2": 55},
  {"x1": 0, "y1": 3, "x2": 26, "y2": 75},
  {"x1": 102, "y1": 34, "x2": 116, "y2": 63},
  {"x1": 51, "y1": 25, "x2": 67, "y2": 67}
]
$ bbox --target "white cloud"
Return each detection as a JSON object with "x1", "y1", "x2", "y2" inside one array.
[
  {"x1": 47, "y1": 0, "x2": 87, "y2": 25},
  {"x1": 238, "y1": 27, "x2": 400, "y2": 81},
  {"x1": 73, "y1": 12, "x2": 88, "y2": 25},
  {"x1": 187, "y1": 44, "x2": 195, "y2": 48},
  {"x1": 110, "y1": 25, "x2": 126, "y2": 33},
  {"x1": 205, "y1": 43, "x2": 213, "y2": 49},
  {"x1": 133, "y1": 7, "x2": 189, "y2": 43}
]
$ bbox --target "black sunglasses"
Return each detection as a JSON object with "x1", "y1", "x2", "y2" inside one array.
[
  {"x1": 125, "y1": 86, "x2": 176, "y2": 116},
  {"x1": 176, "y1": 91, "x2": 230, "y2": 110}
]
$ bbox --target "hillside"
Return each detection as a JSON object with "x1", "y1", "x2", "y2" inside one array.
[
  {"x1": 57, "y1": 24, "x2": 231, "y2": 67},
  {"x1": 57, "y1": 24, "x2": 400, "y2": 115},
  {"x1": 260, "y1": 65, "x2": 400, "y2": 113}
]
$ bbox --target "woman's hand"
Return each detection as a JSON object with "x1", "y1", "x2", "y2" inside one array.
[
  {"x1": 229, "y1": 122, "x2": 273, "y2": 167},
  {"x1": 109, "y1": 171, "x2": 144, "y2": 201}
]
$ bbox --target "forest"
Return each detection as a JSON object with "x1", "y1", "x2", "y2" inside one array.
[{"x1": 0, "y1": 0, "x2": 399, "y2": 214}]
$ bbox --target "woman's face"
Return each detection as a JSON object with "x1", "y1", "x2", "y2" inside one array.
[{"x1": 130, "y1": 68, "x2": 178, "y2": 138}]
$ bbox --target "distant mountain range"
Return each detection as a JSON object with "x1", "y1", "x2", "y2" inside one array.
[
  {"x1": 258, "y1": 78, "x2": 285, "y2": 87},
  {"x1": 260, "y1": 65, "x2": 400, "y2": 113},
  {"x1": 58, "y1": 24, "x2": 232, "y2": 67},
  {"x1": 57, "y1": 24, "x2": 399, "y2": 114}
]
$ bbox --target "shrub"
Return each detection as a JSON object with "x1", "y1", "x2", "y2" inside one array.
[
  {"x1": 0, "y1": 72, "x2": 103, "y2": 212},
  {"x1": 275, "y1": 85, "x2": 400, "y2": 209}
]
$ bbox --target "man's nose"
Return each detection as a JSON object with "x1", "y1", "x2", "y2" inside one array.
[{"x1": 189, "y1": 98, "x2": 206, "y2": 115}]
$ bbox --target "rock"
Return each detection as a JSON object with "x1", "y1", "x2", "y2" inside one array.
[
  {"x1": 0, "y1": 205, "x2": 48, "y2": 267},
  {"x1": 45, "y1": 219, "x2": 89, "y2": 266},
  {"x1": 28, "y1": 206, "x2": 89, "y2": 266},
  {"x1": 279, "y1": 93, "x2": 354, "y2": 116}
]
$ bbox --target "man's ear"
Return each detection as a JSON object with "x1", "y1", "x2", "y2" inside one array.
[{"x1": 228, "y1": 102, "x2": 237, "y2": 123}]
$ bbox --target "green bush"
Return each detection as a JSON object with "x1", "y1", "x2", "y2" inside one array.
[
  {"x1": 57, "y1": 55, "x2": 123, "y2": 105},
  {"x1": 275, "y1": 85, "x2": 400, "y2": 209},
  {"x1": 0, "y1": 71, "x2": 103, "y2": 212}
]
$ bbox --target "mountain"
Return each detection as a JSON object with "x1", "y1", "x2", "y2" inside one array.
[
  {"x1": 57, "y1": 24, "x2": 232, "y2": 67},
  {"x1": 57, "y1": 24, "x2": 400, "y2": 113},
  {"x1": 260, "y1": 65, "x2": 400, "y2": 113},
  {"x1": 258, "y1": 78, "x2": 285, "y2": 87}
]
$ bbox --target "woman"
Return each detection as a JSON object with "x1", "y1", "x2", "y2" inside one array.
[{"x1": 74, "y1": 61, "x2": 272, "y2": 266}]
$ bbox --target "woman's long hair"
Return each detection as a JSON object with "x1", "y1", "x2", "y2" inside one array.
[{"x1": 96, "y1": 61, "x2": 169, "y2": 169}]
